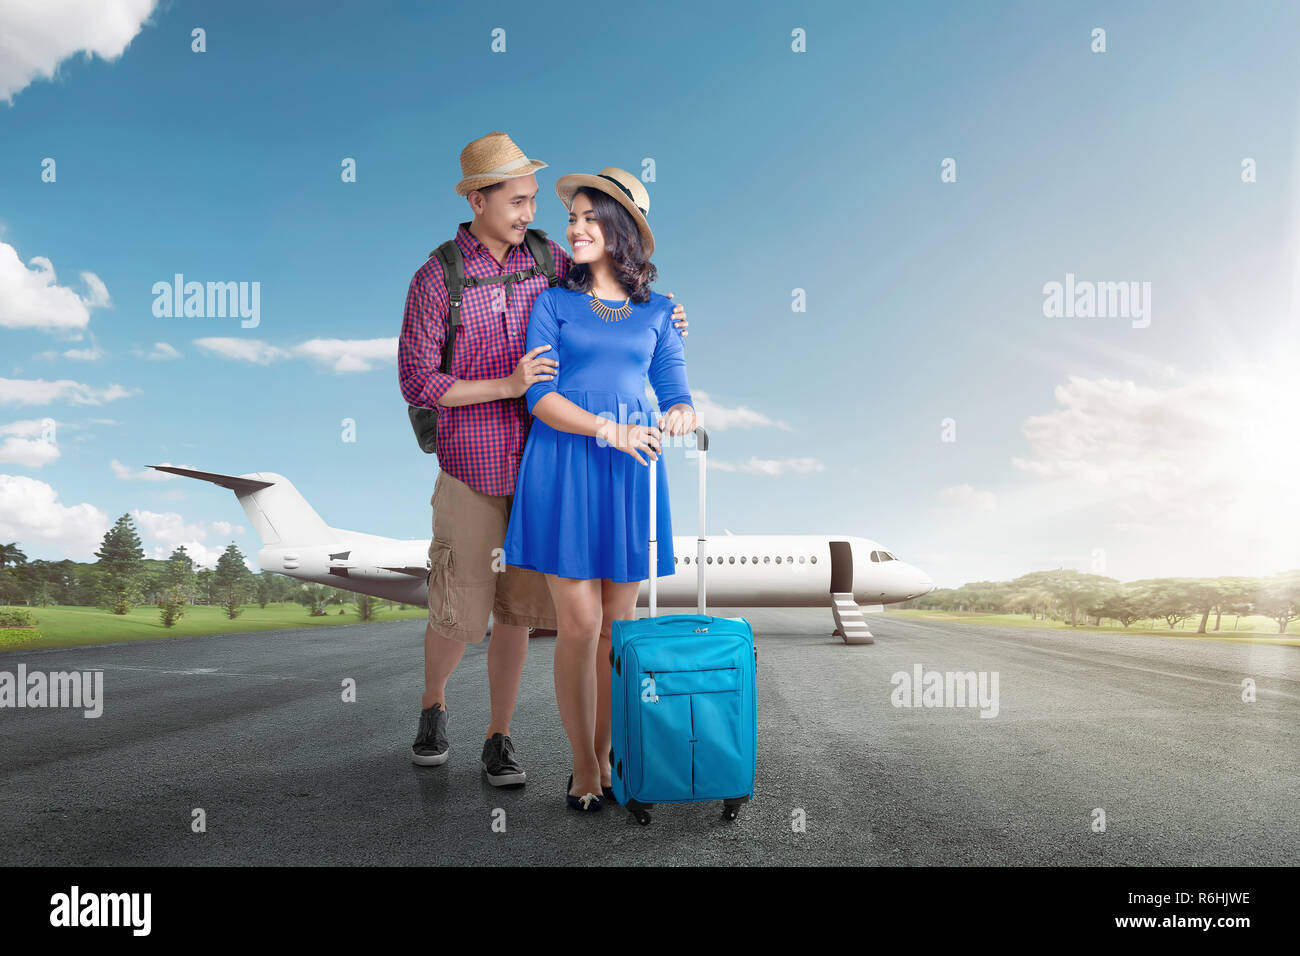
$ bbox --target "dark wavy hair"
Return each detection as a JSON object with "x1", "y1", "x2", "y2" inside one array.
[{"x1": 561, "y1": 186, "x2": 657, "y2": 304}]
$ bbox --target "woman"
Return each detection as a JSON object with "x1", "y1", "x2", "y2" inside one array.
[{"x1": 502, "y1": 167, "x2": 697, "y2": 812}]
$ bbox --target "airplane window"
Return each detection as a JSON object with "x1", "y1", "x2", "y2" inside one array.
[
  {"x1": 752, "y1": 556, "x2": 758, "y2": 563},
  {"x1": 881, "y1": 552, "x2": 894, "y2": 561},
  {"x1": 811, "y1": 555, "x2": 817, "y2": 564},
  {"x1": 799, "y1": 556, "x2": 805, "y2": 564},
  {"x1": 787, "y1": 556, "x2": 793, "y2": 563},
  {"x1": 683, "y1": 556, "x2": 690, "y2": 565},
  {"x1": 763, "y1": 556, "x2": 770, "y2": 564},
  {"x1": 707, "y1": 556, "x2": 712, "y2": 564},
  {"x1": 775, "y1": 556, "x2": 781, "y2": 564},
  {"x1": 870, "y1": 551, "x2": 880, "y2": 562},
  {"x1": 728, "y1": 556, "x2": 735, "y2": 564},
  {"x1": 740, "y1": 556, "x2": 746, "y2": 564}
]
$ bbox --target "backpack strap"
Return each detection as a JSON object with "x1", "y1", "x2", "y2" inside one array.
[
  {"x1": 428, "y1": 240, "x2": 465, "y2": 373},
  {"x1": 523, "y1": 228, "x2": 559, "y2": 287}
]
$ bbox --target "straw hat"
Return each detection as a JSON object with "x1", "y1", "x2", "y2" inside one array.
[
  {"x1": 454, "y1": 131, "x2": 548, "y2": 197},
  {"x1": 554, "y1": 167, "x2": 655, "y2": 258}
]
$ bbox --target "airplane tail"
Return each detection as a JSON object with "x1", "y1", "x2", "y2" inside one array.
[{"x1": 149, "y1": 466, "x2": 333, "y2": 547}]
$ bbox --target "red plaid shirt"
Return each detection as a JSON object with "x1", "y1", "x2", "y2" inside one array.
[{"x1": 399, "y1": 222, "x2": 572, "y2": 496}]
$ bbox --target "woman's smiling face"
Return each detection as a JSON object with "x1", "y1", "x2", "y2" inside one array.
[{"x1": 566, "y1": 192, "x2": 606, "y2": 265}]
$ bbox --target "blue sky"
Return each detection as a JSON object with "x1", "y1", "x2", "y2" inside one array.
[{"x1": 2, "y1": 0, "x2": 1299, "y2": 588}]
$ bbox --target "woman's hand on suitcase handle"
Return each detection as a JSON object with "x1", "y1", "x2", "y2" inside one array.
[
  {"x1": 596, "y1": 419, "x2": 662, "y2": 466},
  {"x1": 658, "y1": 404, "x2": 697, "y2": 437},
  {"x1": 505, "y1": 344, "x2": 558, "y2": 397}
]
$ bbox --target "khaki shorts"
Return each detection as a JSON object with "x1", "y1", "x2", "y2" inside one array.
[{"x1": 426, "y1": 470, "x2": 558, "y2": 643}]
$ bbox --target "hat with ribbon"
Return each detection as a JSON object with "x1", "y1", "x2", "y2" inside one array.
[
  {"x1": 554, "y1": 167, "x2": 655, "y2": 257},
  {"x1": 455, "y1": 131, "x2": 548, "y2": 196}
]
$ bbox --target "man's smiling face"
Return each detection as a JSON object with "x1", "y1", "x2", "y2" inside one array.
[{"x1": 469, "y1": 174, "x2": 538, "y2": 248}]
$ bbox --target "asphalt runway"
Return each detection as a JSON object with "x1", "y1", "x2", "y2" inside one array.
[{"x1": 1, "y1": 610, "x2": 1296, "y2": 866}]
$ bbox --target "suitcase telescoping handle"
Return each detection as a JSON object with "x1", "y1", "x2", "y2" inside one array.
[{"x1": 648, "y1": 426, "x2": 708, "y2": 618}]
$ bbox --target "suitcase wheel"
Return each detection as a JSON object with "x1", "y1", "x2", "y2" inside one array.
[
  {"x1": 721, "y1": 805, "x2": 740, "y2": 821},
  {"x1": 625, "y1": 799, "x2": 653, "y2": 826}
]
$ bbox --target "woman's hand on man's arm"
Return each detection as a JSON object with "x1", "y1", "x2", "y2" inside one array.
[{"x1": 503, "y1": 344, "x2": 559, "y2": 398}]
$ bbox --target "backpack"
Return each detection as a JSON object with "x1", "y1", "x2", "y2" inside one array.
[{"x1": 407, "y1": 226, "x2": 559, "y2": 454}]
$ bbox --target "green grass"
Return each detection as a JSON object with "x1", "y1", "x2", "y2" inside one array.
[
  {"x1": 0, "y1": 603, "x2": 429, "y2": 652},
  {"x1": 889, "y1": 608, "x2": 1300, "y2": 645}
]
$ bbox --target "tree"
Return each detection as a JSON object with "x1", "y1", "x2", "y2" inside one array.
[
  {"x1": 1015, "y1": 569, "x2": 1118, "y2": 627},
  {"x1": 1096, "y1": 591, "x2": 1142, "y2": 628},
  {"x1": 1257, "y1": 572, "x2": 1300, "y2": 635},
  {"x1": 94, "y1": 515, "x2": 145, "y2": 613},
  {"x1": 163, "y1": 546, "x2": 197, "y2": 603},
  {"x1": 1216, "y1": 578, "x2": 1258, "y2": 631},
  {"x1": 352, "y1": 594, "x2": 384, "y2": 621},
  {"x1": 297, "y1": 584, "x2": 336, "y2": 616},
  {"x1": 213, "y1": 544, "x2": 253, "y2": 619},
  {"x1": 159, "y1": 587, "x2": 186, "y2": 627},
  {"x1": 0, "y1": 542, "x2": 28, "y2": 569},
  {"x1": 1129, "y1": 579, "x2": 1196, "y2": 629},
  {"x1": 195, "y1": 568, "x2": 216, "y2": 605}
]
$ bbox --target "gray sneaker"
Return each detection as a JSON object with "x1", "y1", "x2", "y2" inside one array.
[
  {"x1": 481, "y1": 732, "x2": 526, "y2": 787},
  {"x1": 412, "y1": 703, "x2": 449, "y2": 766}
]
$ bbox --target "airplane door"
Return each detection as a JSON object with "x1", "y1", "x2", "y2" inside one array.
[{"x1": 829, "y1": 540, "x2": 853, "y2": 592}]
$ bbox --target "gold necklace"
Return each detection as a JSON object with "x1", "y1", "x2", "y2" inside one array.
[{"x1": 588, "y1": 291, "x2": 632, "y2": 321}]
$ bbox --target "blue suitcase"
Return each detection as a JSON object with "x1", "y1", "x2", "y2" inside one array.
[{"x1": 609, "y1": 427, "x2": 758, "y2": 825}]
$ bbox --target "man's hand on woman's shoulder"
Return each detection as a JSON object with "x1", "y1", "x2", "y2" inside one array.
[{"x1": 663, "y1": 291, "x2": 688, "y2": 337}]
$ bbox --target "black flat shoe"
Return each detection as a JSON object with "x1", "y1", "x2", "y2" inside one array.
[
  {"x1": 604, "y1": 748, "x2": 618, "y2": 803},
  {"x1": 566, "y1": 773, "x2": 604, "y2": 812}
]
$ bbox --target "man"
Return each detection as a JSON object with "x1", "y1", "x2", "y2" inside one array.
[{"x1": 397, "y1": 132, "x2": 688, "y2": 786}]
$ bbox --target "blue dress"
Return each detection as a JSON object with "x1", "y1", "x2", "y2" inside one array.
[{"x1": 503, "y1": 287, "x2": 693, "y2": 582}]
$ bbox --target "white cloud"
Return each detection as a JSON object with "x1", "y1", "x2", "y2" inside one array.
[
  {"x1": 709, "y1": 456, "x2": 825, "y2": 476},
  {"x1": 133, "y1": 342, "x2": 181, "y2": 361},
  {"x1": 911, "y1": 365, "x2": 1300, "y2": 582},
  {"x1": 1009, "y1": 371, "x2": 1300, "y2": 530},
  {"x1": 687, "y1": 389, "x2": 793, "y2": 431},
  {"x1": 0, "y1": 0, "x2": 159, "y2": 103},
  {"x1": 194, "y1": 336, "x2": 397, "y2": 372},
  {"x1": 1, "y1": 418, "x2": 55, "y2": 438},
  {"x1": 292, "y1": 337, "x2": 396, "y2": 373},
  {"x1": 937, "y1": 483, "x2": 997, "y2": 512},
  {"x1": 0, "y1": 474, "x2": 108, "y2": 560},
  {"x1": 37, "y1": 344, "x2": 105, "y2": 361},
  {"x1": 0, "y1": 429, "x2": 60, "y2": 467},
  {"x1": 62, "y1": 345, "x2": 104, "y2": 360},
  {"x1": 0, "y1": 377, "x2": 133, "y2": 406},
  {"x1": 0, "y1": 244, "x2": 114, "y2": 333},
  {"x1": 193, "y1": 338, "x2": 291, "y2": 365},
  {"x1": 111, "y1": 460, "x2": 197, "y2": 481},
  {"x1": 80, "y1": 271, "x2": 111, "y2": 308},
  {"x1": 133, "y1": 509, "x2": 249, "y2": 569}
]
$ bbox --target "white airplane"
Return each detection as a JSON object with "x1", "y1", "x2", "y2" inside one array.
[{"x1": 150, "y1": 465, "x2": 935, "y2": 644}]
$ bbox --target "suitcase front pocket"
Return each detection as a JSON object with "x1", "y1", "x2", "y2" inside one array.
[
  {"x1": 637, "y1": 668, "x2": 746, "y2": 801},
  {"x1": 651, "y1": 667, "x2": 740, "y2": 697}
]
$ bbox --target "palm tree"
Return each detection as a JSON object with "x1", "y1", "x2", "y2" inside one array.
[{"x1": 0, "y1": 543, "x2": 28, "y2": 569}]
